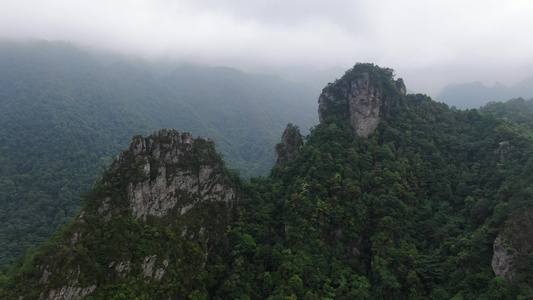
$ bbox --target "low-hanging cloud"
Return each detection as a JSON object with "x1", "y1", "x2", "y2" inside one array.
[{"x1": 2, "y1": 0, "x2": 533, "y2": 96}]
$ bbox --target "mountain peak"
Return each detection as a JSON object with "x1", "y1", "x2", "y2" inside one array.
[
  {"x1": 3, "y1": 129, "x2": 238, "y2": 299},
  {"x1": 102, "y1": 129, "x2": 236, "y2": 221},
  {"x1": 317, "y1": 63, "x2": 406, "y2": 138}
]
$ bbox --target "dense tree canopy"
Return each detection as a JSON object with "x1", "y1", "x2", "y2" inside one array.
[
  {"x1": 220, "y1": 93, "x2": 533, "y2": 299},
  {"x1": 1, "y1": 53, "x2": 533, "y2": 299},
  {"x1": 0, "y1": 40, "x2": 316, "y2": 267}
]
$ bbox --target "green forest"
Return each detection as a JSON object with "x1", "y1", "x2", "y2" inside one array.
[
  {"x1": 1, "y1": 63, "x2": 532, "y2": 299},
  {"x1": 0, "y1": 40, "x2": 317, "y2": 268}
]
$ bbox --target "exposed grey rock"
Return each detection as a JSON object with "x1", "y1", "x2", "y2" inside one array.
[
  {"x1": 42, "y1": 285, "x2": 97, "y2": 300},
  {"x1": 492, "y1": 207, "x2": 533, "y2": 283},
  {"x1": 25, "y1": 129, "x2": 238, "y2": 299},
  {"x1": 142, "y1": 255, "x2": 157, "y2": 278},
  {"x1": 318, "y1": 67, "x2": 405, "y2": 138},
  {"x1": 39, "y1": 269, "x2": 52, "y2": 285},
  {"x1": 109, "y1": 260, "x2": 131, "y2": 279},
  {"x1": 38, "y1": 267, "x2": 97, "y2": 300},
  {"x1": 492, "y1": 235, "x2": 518, "y2": 282},
  {"x1": 98, "y1": 129, "x2": 236, "y2": 221}
]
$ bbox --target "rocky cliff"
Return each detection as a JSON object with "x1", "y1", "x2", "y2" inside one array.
[
  {"x1": 5, "y1": 129, "x2": 238, "y2": 299},
  {"x1": 318, "y1": 63, "x2": 406, "y2": 138},
  {"x1": 492, "y1": 207, "x2": 533, "y2": 283},
  {"x1": 275, "y1": 123, "x2": 303, "y2": 165}
]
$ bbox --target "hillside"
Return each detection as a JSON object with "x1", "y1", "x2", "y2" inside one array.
[
  {"x1": 0, "y1": 40, "x2": 317, "y2": 267},
  {"x1": 1, "y1": 63, "x2": 532, "y2": 299},
  {"x1": 479, "y1": 97, "x2": 533, "y2": 126},
  {"x1": 1, "y1": 129, "x2": 240, "y2": 299}
]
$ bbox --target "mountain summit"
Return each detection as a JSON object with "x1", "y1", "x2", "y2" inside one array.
[
  {"x1": 0, "y1": 129, "x2": 238, "y2": 299},
  {"x1": 318, "y1": 63, "x2": 406, "y2": 137}
]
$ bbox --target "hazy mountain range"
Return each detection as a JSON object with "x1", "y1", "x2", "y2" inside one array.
[{"x1": 436, "y1": 75, "x2": 533, "y2": 109}]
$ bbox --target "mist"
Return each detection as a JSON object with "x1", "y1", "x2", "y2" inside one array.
[{"x1": 2, "y1": 0, "x2": 533, "y2": 97}]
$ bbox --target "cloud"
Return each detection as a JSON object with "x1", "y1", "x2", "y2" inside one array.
[{"x1": 2, "y1": 0, "x2": 533, "y2": 95}]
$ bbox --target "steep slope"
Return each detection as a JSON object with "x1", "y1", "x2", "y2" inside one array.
[
  {"x1": 0, "y1": 40, "x2": 317, "y2": 267},
  {"x1": 0, "y1": 40, "x2": 155, "y2": 267},
  {"x1": 0, "y1": 129, "x2": 239, "y2": 299},
  {"x1": 318, "y1": 63, "x2": 406, "y2": 137},
  {"x1": 2, "y1": 63, "x2": 533, "y2": 299},
  {"x1": 219, "y1": 64, "x2": 533, "y2": 299}
]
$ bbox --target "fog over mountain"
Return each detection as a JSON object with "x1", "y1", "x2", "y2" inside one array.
[
  {"x1": 437, "y1": 75, "x2": 533, "y2": 109},
  {"x1": 2, "y1": 0, "x2": 533, "y2": 101}
]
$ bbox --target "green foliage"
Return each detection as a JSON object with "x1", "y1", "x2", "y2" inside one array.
[
  {"x1": 342, "y1": 63, "x2": 399, "y2": 98},
  {"x1": 0, "y1": 131, "x2": 237, "y2": 298},
  {"x1": 3, "y1": 61, "x2": 533, "y2": 299},
  {"x1": 213, "y1": 91, "x2": 533, "y2": 299},
  {"x1": 0, "y1": 40, "x2": 316, "y2": 267}
]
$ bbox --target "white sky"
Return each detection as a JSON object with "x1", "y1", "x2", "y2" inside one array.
[{"x1": 2, "y1": 0, "x2": 533, "y2": 96}]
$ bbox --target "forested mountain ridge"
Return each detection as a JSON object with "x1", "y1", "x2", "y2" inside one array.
[
  {"x1": 479, "y1": 97, "x2": 533, "y2": 126},
  {"x1": 1, "y1": 129, "x2": 240, "y2": 299},
  {"x1": 2, "y1": 63, "x2": 532, "y2": 299},
  {"x1": 0, "y1": 40, "x2": 155, "y2": 268},
  {"x1": 0, "y1": 40, "x2": 317, "y2": 267}
]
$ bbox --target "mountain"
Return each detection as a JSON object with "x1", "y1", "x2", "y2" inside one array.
[
  {"x1": 1, "y1": 129, "x2": 239, "y2": 299},
  {"x1": 0, "y1": 40, "x2": 317, "y2": 267},
  {"x1": 436, "y1": 75, "x2": 533, "y2": 109},
  {"x1": 479, "y1": 97, "x2": 533, "y2": 126},
  {"x1": 0, "y1": 40, "x2": 155, "y2": 268},
  {"x1": 2, "y1": 63, "x2": 532, "y2": 299}
]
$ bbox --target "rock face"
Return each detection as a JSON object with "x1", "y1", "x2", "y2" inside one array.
[
  {"x1": 492, "y1": 235, "x2": 518, "y2": 282},
  {"x1": 492, "y1": 207, "x2": 533, "y2": 283},
  {"x1": 318, "y1": 63, "x2": 406, "y2": 138},
  {"x1": 275, "y1": 124, "x2": 303, "y2": 165},
  {"x1": 11, "y1": 129, "x2": 238, "y2": 300},
  {"x1": 494, "y1": 140, "x2": 512, "y2": 163},
  {"x1": 100, "y1": 129, "x2": 236, "y2": 221}
]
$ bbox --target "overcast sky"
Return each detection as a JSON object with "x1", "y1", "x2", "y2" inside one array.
[{"x1": 2, "y1": 0, "x2": 533, "y2": 96}]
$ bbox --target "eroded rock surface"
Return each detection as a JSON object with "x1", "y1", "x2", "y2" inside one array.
[
  {"x1": 25, "y1": 129, "x2": 238, "y2": 300},
  {"x1": 318, "y1": 64, "x2": 406, "y2": 138}
]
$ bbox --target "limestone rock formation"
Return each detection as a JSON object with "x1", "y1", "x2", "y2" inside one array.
[
  {"x1": 492, "y1": 207, "x2": 533, "y2": 283},
  {"x1": 101, "y1": 129, "x2": 236, "y2": 221},
  {"x1": 9, "y1": 129, "x2": 238, "y2": 299},
  {"x1": 275, "y1": 123, "x2": 303, "y2": 165},
  {"x1": 318, "y1": 63, "x2": 406, "y2": 138},
  {"x1": 494, "y1": 140, "x2": 513, "y2": 163},
  {"x1": 492, "y1": 235, "x2": 518, "y2": 282}
]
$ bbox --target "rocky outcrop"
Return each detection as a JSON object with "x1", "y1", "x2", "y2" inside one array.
[
  {"x1": 15, "y1": 129, "x2": 238, "y2": 300},
  {"x1": 275, "y1": 124, "x2": 303, "y2": 165},
  {"x1": 318, "y1": 63, "x2": 406, "y2": 138},
  {"x1": 99, "y1": 129, "x2": 236, "y2": 221},
  {"x1": 492, "y1": 235, "x2": 518, "y2": 282},
  {"x1": 492, "y1": 207, "x2": 533, "y2": 283},
  {"x1": 494, "y1": 140, "x2": 512, "y2": 163},
  {"x1": 41, "y1": 285, "x2": 97, "y2": 300}
]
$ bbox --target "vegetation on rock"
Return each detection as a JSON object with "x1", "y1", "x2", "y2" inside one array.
[
  {"x1": 1, "y1": 62, "x2": 533, "y2": 299},
  {"x1": 0, "y1": 40, "x2": 316, "y2": 267}
]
